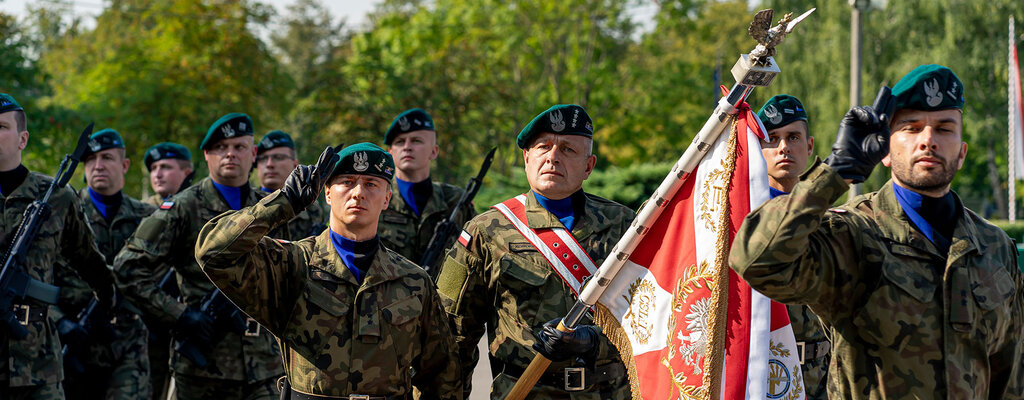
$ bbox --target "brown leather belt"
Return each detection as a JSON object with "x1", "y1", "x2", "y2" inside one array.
[
  {"x1": 498, "y1": 361, "x2": 625, "y2": 391},
  {"x1": 797, "y1": 340, "x2": 831, "y2": 364}
]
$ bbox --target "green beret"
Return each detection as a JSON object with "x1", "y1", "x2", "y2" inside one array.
[
  {"x1": 385, "y1": 108, "x2": 435, "y2": 145},
  {"x1": 257, "y1": 130, "x2": 295, "y2": 155},
  {"x1": 757, "y1": 94, "x2": 808, "y2": 131},
  {"x1": 0, "y1": 93, "x2": 23, "y2": 114},
  {"x1": 892, "y1": 64, "x2": 964, "y2": 112},
  {"x1": 330, "y1": 142, "x2": 395, "y2": 182},
  {"x1": 144, "y1": 142, "x2": 192, "y2": 171},
  {"x1": 201, "y1": 112, "x2": 254, "y2": 150},
  {"x1": 82, "y1": 129, "x2": 125, "y2": 159},
  {"x1": 516, "y1": 104, "x2": 594, "y2": 149}
]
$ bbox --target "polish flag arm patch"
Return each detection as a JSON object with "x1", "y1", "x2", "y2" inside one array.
[
  {"x1": 160, "y1": 201, "x2": 174, "y2": 210},
  {"x1": 458, "y1": 230, "x2": 472, "y2": 248}
]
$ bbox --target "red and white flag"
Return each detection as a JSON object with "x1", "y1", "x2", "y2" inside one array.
[
  {"x1": 594, "y1": 100, "x2": 804, "y2": 399},
  {"x1": 1011, "y1": 20, "x2": 1024, "y2": 180}
]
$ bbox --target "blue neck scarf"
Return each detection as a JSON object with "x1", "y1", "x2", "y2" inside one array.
[
  {"x1": 212, "y1": 181, "x2": 245, "y2": 210},
  {"x1": 260, "y1": 187, "x2": 273, "y2": 193},
  {"x1": 88, "y1": 187, "x2": 122, "y2": 221},
  {"x1": 892, "y1": 183, "x2": 957, "y2": 253},
  {"x1": 533, "y1": 191, "x2": 582, "y2": 231},
  {"x1": 328, "y1": 230, "x2": 379, "y2": 283},
  {"x1": 769, "y1": 186, "x2": 788, "y2": 199},
  {"x1": 395, "y1": 177, "x2": 432, "y2": 217}
]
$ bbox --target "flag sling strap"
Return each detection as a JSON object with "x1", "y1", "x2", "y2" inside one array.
[{"x1": 492, "y1": 194, "x2": 597, "y2": 295}]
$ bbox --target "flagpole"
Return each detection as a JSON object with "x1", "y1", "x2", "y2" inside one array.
[
  {"x1": 504, "y1": 8, "x2": 815, "y2": 400},
  {"x1": 1010, "y1": 16, "x2": 1016, "y2": 222}
]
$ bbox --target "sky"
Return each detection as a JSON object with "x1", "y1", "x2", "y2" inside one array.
[{"x1": 2, "y1": 0, "x2": 382, "y2": 29}]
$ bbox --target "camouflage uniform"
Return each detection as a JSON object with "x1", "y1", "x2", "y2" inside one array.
[
  {"x1": 436, "y1": 192, "x2": 634, "y2": 399},
  {"x1": 0, "y1": 172, "x2": 115, "y2": 398},
  {"x1": 729, "y1": 159, "x2": 1024, "y2": 399},
  {"x1": 287, "y1": 197, "x2": 327, "y2": 240},
  {"x1": 55, "y1": 189, "x2": 155, "y2": 400},
  {"x1": 195, "y1": 191, "x2": 463, "y2": 399},
  {"x1": 786, "y1": 305, "x2": 828, "y2": 400},
  {"x1": 378, "y1": 180, "x2": 474, "y2": 272},
  {"x1": 114, "y1": 177, "x2": 284, "y2": 399},
  {"x1": 142, "y1": 193, "x2": 162, "y2": 207}
]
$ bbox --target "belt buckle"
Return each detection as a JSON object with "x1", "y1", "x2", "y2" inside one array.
[
  {"x1": 796, "y1": 341, "x2": 806, "y2": 364},
  {"x1": 244, "y1": 317, "x2": 261, "y2": 337},
  {"x1": 349, "y1": 395, "x2": 370, "y2": 400},
  {"x1": 564, "y1": 367, "x2": 586, "y2": 391},
  {"x1": 14, "y1": 304, "x2": 30, "y2": 326}
]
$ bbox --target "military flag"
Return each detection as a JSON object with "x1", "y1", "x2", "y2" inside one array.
[
  {"x1": 593, "y1": 97, "x2": 804, "y2": 400},
  {"x1": 1010, "y1": 17, "x2": 1023, "y2": 223}
]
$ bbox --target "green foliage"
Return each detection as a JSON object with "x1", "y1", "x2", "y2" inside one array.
[{"x1": 991, "y1": 219, "x2": 1024, "y2": 241}]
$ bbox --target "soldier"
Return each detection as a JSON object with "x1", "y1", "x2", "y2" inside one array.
[
  {"x1": 0, "y1": 93, "x2": 115, "y2": 399},
  {"x1": 142, "y1": 142, "x2": 193, "y2": 206},
  {"x1": 255, "y1": 130, "x2": 326, "y2": 239},
  {"x1": 56, "y1": 128, "x2": 155, "y2": 400},
  {"x1": 196, "y1": 143, "x2": 463, "y2": 399},
  {"x1": 730, "y1": 65, "x2": 1024, "y2": 398},
  {"x1": 115, "y1": 113, "x2": 284, "y2": 400},
  {"x1": 755, "y1": 94, "x2": 829, "y2": 399},
  {"x1": 435, "y1": 105, "x2": 634, "y2": 399},
  {"x1": 378, "y1": 108, "x2": 475, "y2": 273}
]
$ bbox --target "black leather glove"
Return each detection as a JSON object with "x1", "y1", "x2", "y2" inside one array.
[
  {"x1": 281, "y1": 146, "x2": 340, "y2": 213},
  {"x1": 175, "y1": 306, "x2": 215, "y2": 343},
  {"x1": 824, "y1": 103, "x2": 893, "y2": 183},
  {"x1": 57, "y1": 317, "x2": 89, "y2": 349},
  {"x1": 96, "y1": 283, "x2": 116, "y2": 314},
  {"x1": 532, "y1": 318, "x2": 599, "y2": 362}
]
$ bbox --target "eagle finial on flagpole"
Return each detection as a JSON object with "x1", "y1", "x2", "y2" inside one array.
[{"x1": 749, "y1": 8, "x2": 816, "y2": 65}]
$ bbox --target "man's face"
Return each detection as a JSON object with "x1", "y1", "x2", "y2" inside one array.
[
  {"x1": 0, "y1": 112, "x2": 28, "y2": 170},
  {"x1": 325, "y1": 174, "x2": 392, "y2": 233},
  {"x1": 761, "y1": 121, "x2": 813, "y2": 191},
  {"x1": 523, "y1": 132, "x2": 596, "y2": 200},
  {"x1": 84, "y1": 148, "x2": 129, "y2": 195},
  {"x1": 203, "y1": 136, "x2": 256, "y2": 186},
  {"x1": 256, "y1": 147, "x2": 298, "y2": 191},
  {"x1": 388, "y1": 130, "x2": 438, "y2": 175},
  {"x1": 149, "y1": 159, "x2": 192, "y2": 198},
  {"x1": 882, "y1": 108, "x2": 967, "y2": 195}
]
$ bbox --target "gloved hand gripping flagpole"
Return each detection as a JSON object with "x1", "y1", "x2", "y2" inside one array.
[{"x1": 504, "y1": 8, "x2": 814, "y2": 400}]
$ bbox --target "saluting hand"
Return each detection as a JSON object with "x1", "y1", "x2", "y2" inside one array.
[{"x1": 282, "y1": 146, "x2": 341, "y2": 213}]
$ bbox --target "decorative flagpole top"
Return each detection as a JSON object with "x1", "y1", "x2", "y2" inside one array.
[{"x1": 748, "y1": 8, "x2": 816, "y2": 66}]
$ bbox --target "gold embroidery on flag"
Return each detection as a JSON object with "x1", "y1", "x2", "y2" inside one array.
[
  {"x1": 623, "y1": 278, "x2": 657, "y2": 345},
  {"x1": 768, "y1": 340, "x2": 804, "y2": 400}
]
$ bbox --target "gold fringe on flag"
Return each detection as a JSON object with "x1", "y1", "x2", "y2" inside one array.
[{"x1": 593, "y1": 303, "x2": 642, "y2": 400}]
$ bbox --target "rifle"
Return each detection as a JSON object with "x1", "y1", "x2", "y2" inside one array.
[
  {"x1": 174, "y1": 288, "x2": 249, "y2": 367},
  {"x1": 0, "y1": 123, "x2": 93, "y2": 338},
  {"x1": 419, "y1": 147, "x2": 496, "y2": 273}
]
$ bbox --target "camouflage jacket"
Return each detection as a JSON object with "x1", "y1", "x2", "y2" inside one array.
[
  {"x1": 436, "y1": 192, "x2": 634, "y2": 399},
  {"x1": 287, "y1": 194, "x2": 327, "y2": 240},
  {"x1": 195, "y1": 192, "x2": 463, "y2": 399},
  {"x1": 142, "y1": 193, "x2": 162, "y2": 207},
  {"x1": 114, "y1": 177, "x2": 284, "y2": 382},
  {"x1": 56, "y1": 189, "x2": 155, "y2": 314},
  {"x1": 787, "y1": 304, "x2": 828, "y2": 400},
  {"x1": 729, "y1": 159, "x2": 1024, "y2": 400},
  {"x1": 378, "y1": 180, "x2": 475, "y2": 271},
  {"x1": 0, "y1": 172, "x2": 114, "y2": 386}
]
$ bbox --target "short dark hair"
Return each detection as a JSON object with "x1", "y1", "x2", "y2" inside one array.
[{"x1": 13, "y1": 110, "x2": 26, "y2": 132}]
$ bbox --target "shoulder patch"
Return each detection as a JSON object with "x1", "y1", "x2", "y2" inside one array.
[
  {"x1": 458, "y1": 230, "x2": 472, "y2": 248},
  {"x1": 160, "y1": 201, "x2": 174, "y2": 210}
]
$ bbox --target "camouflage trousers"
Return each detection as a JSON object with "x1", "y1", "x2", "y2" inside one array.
[
  {"x1": 1, "y1": 381, "x2": 65, "y2": 399},
  {"x1": 64, "y1": 314, "x2": 151, "y2": 400},
  {"x1": 149, "y1": 331, "x2": 172, "y2": 400},
  {"x1": 170, "y1": 374, "x2": 279, "y2": 400},
  {"x1": 801, "y1": 353, "x2": 830, "y2": 400}
]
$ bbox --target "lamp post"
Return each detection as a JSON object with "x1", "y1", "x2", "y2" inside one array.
[{"x1": 849, "y1": 0, "x2": 870, "y2": 196}]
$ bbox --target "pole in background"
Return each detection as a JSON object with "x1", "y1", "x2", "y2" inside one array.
[
  {"x1": 849, "y1": 0, "x2": 868, "y2": 197},
  {"x1": 1009, "y1": 16, "x2": 1018, "y2": 222}
]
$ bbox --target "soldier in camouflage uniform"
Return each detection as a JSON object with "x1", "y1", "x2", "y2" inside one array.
[
  {"x1": 196, "y1": 142, "x2": 463, "y2": 399},
  {"x1": 0, "y1": 93, "x2": 116, "y2": 399},
  {"x1": 115, "y1": 113, "x2": 284, "y2": 400},
  {"x1": 436, "y1": 105, "x2": 634, "y2": 399},
  {"x1": 54, "y1": 129, "x2": 155, "y2": 400},
  {"x1": 755, "y1": 94, "x2": 829, "y2": 399},
  {"x1": 255, "y1": 130, "x2": 327, "y2": 239},
  {"x1": 378, "y1": 109, "x2": 475, "y2": 274},
  {"x1": 730, "y1": 65, "x2": 1024, "y2": 399},
  {"x1": 142, "y1": 142, "x2": 193, "y2": 207},
  {"x1": 140, "y1": 142, "x2": 191, "y2": 399}
]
